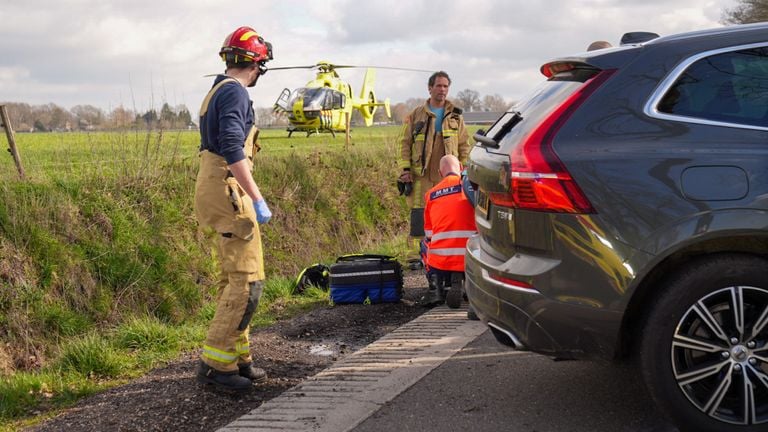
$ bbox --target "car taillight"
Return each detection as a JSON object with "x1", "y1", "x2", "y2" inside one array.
[
  {"x1": 489, "y1": 69, "x2": 616, "y2": 214},
  {"x1": 490, "y1": 274, "x2": 533, "y2": 288}
]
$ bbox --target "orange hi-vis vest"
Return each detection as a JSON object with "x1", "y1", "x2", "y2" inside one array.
[{"x1": 424, "y1": 174, "x2": 477, "y2": 272}]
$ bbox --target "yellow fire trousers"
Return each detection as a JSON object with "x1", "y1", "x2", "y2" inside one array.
[{"x1": 195, "y1": 150, "x2": 265, "y2": 372}]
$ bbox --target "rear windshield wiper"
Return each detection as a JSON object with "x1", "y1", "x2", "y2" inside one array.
[{"x1": 473, "y1": 111, "x2": 523, "y2": 149}]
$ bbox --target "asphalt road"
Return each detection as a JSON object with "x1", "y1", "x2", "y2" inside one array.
[{"x1": 351, "y1": 329, "x2": 679, "y2": 432}]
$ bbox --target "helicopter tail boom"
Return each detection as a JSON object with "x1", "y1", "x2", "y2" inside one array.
[{"x1": 356, "y1": 68, "x2": 391, "y2": 127}]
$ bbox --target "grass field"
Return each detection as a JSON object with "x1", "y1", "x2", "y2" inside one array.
[
  {"x1": 0, "y1": 124, "x2": 481, "y2": 429},
  {"x1": 0, "y1": 126, "x2": 403, "y2": 181}
]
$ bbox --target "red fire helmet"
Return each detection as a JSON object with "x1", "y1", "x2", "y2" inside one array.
[{"x1": 219, "y1": 26, "x2": 273, "y2": 63}]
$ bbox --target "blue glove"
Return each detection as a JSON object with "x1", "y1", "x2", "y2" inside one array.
[{"x1": 254, "y1": 199, "x2": 272, "y2": 224}]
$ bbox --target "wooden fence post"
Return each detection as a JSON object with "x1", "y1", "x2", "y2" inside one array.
[
  {"x1": 0, "y1": 105, "x2": 25, "y2": 180},
  {"x1": 345, "y1": 111, "x2": 351, "y2": 149}
]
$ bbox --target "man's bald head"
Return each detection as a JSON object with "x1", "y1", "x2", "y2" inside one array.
[
  {"x1": 439, "y1": 155, "x2": 462, "y2": 177},
  {"x1": 587, "y1": 40, "x2": 612, "y2": 51}
]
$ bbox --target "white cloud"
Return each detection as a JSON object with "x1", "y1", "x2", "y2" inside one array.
[{"x1": 0, "y1": 0, "x2": 741, "y2": 113}]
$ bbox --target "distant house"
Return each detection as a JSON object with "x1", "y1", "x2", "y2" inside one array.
[{"x1": 463, "y1": 111, "x2": 503, "y2": 125}]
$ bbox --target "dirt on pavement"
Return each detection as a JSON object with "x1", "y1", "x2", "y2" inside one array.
[{"x1": 26, "y1": 271, "x2": 429, "y2": 432}]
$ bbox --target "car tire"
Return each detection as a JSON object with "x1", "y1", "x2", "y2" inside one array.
[{"x1": 640, "y1": 253, "x2": 768, "y2": 432}]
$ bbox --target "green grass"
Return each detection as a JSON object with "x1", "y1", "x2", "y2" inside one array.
[{"x1": 0, "y1": 125, "x2": 435, "y2": 428}]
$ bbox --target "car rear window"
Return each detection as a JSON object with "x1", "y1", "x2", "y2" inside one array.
[
  {"x1": 657, "y1": 46, "x2": 768, "y2": 128},
  {"x1": 486, "y1": 68, "x2": 600, "y2": 153}
]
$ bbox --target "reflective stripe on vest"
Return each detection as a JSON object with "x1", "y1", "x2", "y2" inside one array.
[
  {"x1": 428, "y1": 247, "x2": 467, "y2": 256},
  {"x1": 431, "y1": 230, "x2": 476, "y2": 242}
]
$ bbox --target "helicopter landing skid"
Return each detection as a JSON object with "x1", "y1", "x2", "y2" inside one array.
[{"x1": 303, "y1": 129, "x2": 335, "y2": 138}]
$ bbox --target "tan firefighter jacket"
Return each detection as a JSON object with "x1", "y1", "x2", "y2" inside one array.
[
  {"x1": 399, "y1": 100, "x2": 469, "y2": 176},
  {"x1": 194, "y1": 77, "x2": 264, "y2": 275}
]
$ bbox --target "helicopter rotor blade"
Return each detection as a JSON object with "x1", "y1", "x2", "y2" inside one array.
[
  {"x1": 267, "y1": 65, "x2": 319, "y2": 71},
  {"x1": 330, "y1": 65, "x2": 433, "y2": 72},
  {"x1": 268, "y1": 62, "x2": 432, "y2": 73}
]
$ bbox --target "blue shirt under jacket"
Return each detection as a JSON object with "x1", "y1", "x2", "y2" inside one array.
[{"x1": 199, "y1": 74, "x2": 255, "y2": 165}]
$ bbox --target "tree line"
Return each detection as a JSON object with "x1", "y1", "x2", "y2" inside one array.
[
  {"x1": 0, "y1": 102, "x2": 193, "y2": 132},
  {"x1": 2, "y1": 88, "x2": 513, "y2": 133}
]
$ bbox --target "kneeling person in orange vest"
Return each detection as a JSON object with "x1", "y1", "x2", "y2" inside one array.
[{"x1": 420, "y1": 155, "x2": 477, "y2": 307}]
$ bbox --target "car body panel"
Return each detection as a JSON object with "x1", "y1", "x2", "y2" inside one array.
[{"x1": 465, "y1": 23, "x2": 768, "y2": 361}]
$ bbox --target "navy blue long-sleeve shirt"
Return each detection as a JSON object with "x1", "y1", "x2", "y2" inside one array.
[{"x1": 199, "y1": 75, "x2": 255, "y2": 165}]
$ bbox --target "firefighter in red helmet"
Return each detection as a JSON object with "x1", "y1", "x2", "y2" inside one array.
[{"x1": 194, "y1": 26, "x2": 273, "y2": 392}]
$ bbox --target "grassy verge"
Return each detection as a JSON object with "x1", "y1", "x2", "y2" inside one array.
[{"x1": 0, "y1": 126, "x2": 421, "y2": 428}]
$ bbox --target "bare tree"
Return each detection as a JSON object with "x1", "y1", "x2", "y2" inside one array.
[
  {"x1": 373, "y1": 105, "x2": 391, "y2": 124},
  {"x1": 71, "y1": 105, "x2": 105, "y2": 130},
  {"x1": 107, "y1": 105, "x2": 136, "y2": 130},
  {"x1": 35, "y1": 103, "x2": 73, "y2": 131},
  {"x1": 391, "y1": 98, "x2": 425, "y2": 124},
  {"x1": 481, "y1": 94, "x2": 514, "y2": 112},
  {"x1": 255, "y1": 107, "x2": 288, "y2": 127},
  {"x1": 454, "y1": 89, "x2": 481, "y2": 112},
  {"x1": 391, "y1": 103, "x2": 409, "y2": 124},
  {"x1": 1, "y1": 102, "x2": 34, "y2": 131},
  {"x1": 722, "y1": 0, "x2": 768, "y2": 24}
]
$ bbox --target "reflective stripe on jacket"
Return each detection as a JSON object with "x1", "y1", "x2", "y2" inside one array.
[
  {"x1": 424, "y1": 174, "x2": 477, "y2": 272},
  {"x1": 399, "y1": 100, "x2": 469, "y2": 174}
]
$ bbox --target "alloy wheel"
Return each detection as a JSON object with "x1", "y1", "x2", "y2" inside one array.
[{"x1": 672, "y1": 286, "x2": 768, "y2": 425}]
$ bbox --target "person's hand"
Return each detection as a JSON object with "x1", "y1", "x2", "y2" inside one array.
[
  {"x1": 398, "y1": 170, "x2": 412, "y2": 183},
  {"x1": 253, "y1": 199, "x2": 272, "y2": 224}
]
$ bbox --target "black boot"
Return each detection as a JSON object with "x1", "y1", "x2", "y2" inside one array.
[
  {"x1": 197, "y1": 361, "x2": 252, "y2": 392},
  {"x1": 445, "y1": 273, "x2": 464, "y2": 309},
  {"x1": 407, "y1": 258, "x2": 423, "y2": 271},
  {"x1": 419, "y1": 288, "x2": 442, "y2": 307},
  {"x1": 419, "y1": 274, "x2": 443, "y2": 307},
  {"x1": 238, "y1": 362, "x2": 267, "y2": 382}
]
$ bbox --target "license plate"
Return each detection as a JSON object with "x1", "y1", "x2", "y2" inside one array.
[{"x1": 476, "y1": 188, "x2": 489, "y2": 218}]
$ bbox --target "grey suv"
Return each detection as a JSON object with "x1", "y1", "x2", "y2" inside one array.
[{"x1": 465, "y1": 23, "x2": 768, "y2": 432}]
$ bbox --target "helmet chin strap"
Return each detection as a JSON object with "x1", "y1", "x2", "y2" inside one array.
[{"x1": 246, "y1": 62, "x2": 266, "y2": 87}]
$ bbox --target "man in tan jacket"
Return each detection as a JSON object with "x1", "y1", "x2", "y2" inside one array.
[{"x1": 399, "y1": 71, "x2": 469, "y2": 268}]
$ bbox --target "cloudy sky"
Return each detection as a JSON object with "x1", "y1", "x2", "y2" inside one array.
[{"x1": 0, "y1": 0, "x2": 739, "y2": 114}]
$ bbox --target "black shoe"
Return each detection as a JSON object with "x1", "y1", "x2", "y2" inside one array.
[
  {"x1": 446, "y1": 273, "x2": 464, "y2": 309},
  {"x1": 467, "y1": 305, "x2": 480, "y2": 321},
  {"x1": 197, "y1": 361, "x2": 252, "y2": 392},
  {"x1": 407, "y1": 259, "x2": 423, "y2": 271},
  {"x1": 238, "y1": 362, "x2": 267, "y2": 382},
  {"x1": 418, "y1": 288, "x2": 443, "y2": 307}
]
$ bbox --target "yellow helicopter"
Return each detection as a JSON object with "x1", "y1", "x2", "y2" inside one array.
[{"x1": 270, "y1": 61, "x2": 428, "y2": 137}]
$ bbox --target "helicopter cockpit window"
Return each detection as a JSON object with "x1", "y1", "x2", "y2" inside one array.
[
  {"x1": 333, "y1": 92, "x2": 345, "y2": 109},
  {"x1": 300, "y1": 88, "x2": 331, "y2": 111},
  {"x1": 298, "y1": 88, "x2": 347, "y2": 111},
  {"x1": 286, "y1": 88, "x2": 307, "y2": 109}
]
